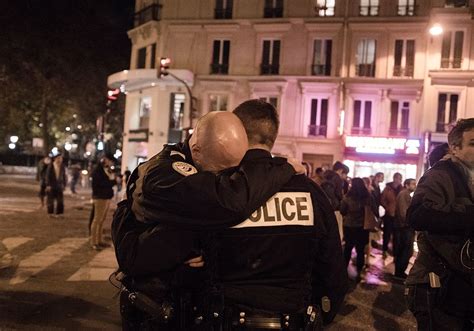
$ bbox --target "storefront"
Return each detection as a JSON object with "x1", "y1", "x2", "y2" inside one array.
[{"x1": 343, "y1": 135, "x2": 422, "y2": 181}]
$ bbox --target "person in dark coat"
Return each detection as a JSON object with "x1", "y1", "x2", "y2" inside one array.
[
  {"x1": 37, "y1": 155, "x2": 51, "y2": 208},
  {"x1": 90, "y1": 154, "x2": 116, "y2": 250},
  {"x1": 406, "y1": 118, "x2": 474, "y2": 330},
  {"x1": 45, "y1": 154, "x2": 67, "y2": 216}
]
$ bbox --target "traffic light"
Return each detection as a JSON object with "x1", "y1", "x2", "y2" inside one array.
[
  {"x1": 159, "y1": 57, "x2": 171, "y2": 78},
  {"x1": 106, "y1": 88, "x2": 120, "y2": 113}
]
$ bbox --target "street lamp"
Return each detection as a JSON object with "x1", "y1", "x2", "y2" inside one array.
[
  {"x1": 10, "y1": 136, "x2": 19, "y2": 144},
  {"x1": 429, "y1": 23, "x2": 443, "y2": 36},
  {"x1": 8, "y1": 143, "x2": 16, "y2": 150}
]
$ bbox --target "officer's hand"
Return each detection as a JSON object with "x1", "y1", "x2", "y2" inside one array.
[
  {"x1": 286, "y1": 157, "x2": 306, "y2": 175},
  {"x1": 184, "y1": 255, "x2": 204, "y2": 268}
]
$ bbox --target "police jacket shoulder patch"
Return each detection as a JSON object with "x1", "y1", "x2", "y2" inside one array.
[{"x1": 172, "y1": 161, "x2": 197, "y2": 177}]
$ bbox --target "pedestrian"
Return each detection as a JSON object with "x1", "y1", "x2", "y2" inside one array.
[
  {"x1": 313, "y1": 166, "x2": 324, "y2": 185},
  {"x1": 37, "y1": 155, "x2": 51, "y2": 208},
  {"x1": 380, "y1": 172, "x2": 403, "y2": 258},
  {"x1": 321, "y1": 161, "x2": 350, "y2": 240},
  {"x1": 341, "y1": 177, "x2": 377, "y2": 281},
  {"x1": 44, "y1": 154, "x2": 67, "y2": 217},
  {"x1": 393, "y1": 178, "x2": 416, "y2": 280},
  {"x1": 428, "y1": 142, "x2": 449, "y2": 167},
  {"x1": 406, "y1": 118, "x2": 474, "y2": 330},
  {"x1": 113, "y1": 110, "x2": 300, "y2": 330},
  {"x1": 371, "y1": 172, "x2": 384, "y2": 209},
  {"x1": 69, "y1": 163, "x2": 81, "y2": 194},
  {"x1": 362, "y1": 176, "x2": 380, "y2": 268},
  {"x1": 90, "y1": 154, "x2": 116, "y2": 250}
]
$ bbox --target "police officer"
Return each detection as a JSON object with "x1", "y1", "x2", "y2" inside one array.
[
  {"x1": 207, "y1": 100, "x2": 348, "y2": 330},
  {"x1": 406, "y1": 118, "x2": 474, "y2": 330},
  {"x1": 114, "y1": 111, "x2": 301, "y2": 330}
]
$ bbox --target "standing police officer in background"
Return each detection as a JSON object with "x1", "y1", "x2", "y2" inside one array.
[
  {"x1": 114, "y1": 111, "x2": 301, "y2": 330},
  {"x1": 406, "y1": 118, "x2": 474, "y2": 330},
  {"x1": 208, "y1": 99, "x2": 347, "y2": 330}
]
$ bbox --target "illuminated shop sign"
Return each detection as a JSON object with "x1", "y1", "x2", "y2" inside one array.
[{"x1": 345, "y1": 136, "x2": 420, "y2": 155}]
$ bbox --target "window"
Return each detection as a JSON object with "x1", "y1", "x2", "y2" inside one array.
[
  {"x1": 393, "y1": 39, "x2": 415, "y2": 77},
  {"x1": 139, "y1": 96, "x2": 152, "y2": 129},
  {"x1": 137, "y1": 47, "x2": 147, "y2": 69},
  {"x1": 436, "y1": 93, "x2": 458, "y2": 132},
  {"x1": 309, "y1": 98, "x2": 328, "y2": 137},
  {"x1": 264, "y1": 0, "x2": 283, "y2": 18},
  {"x1": 211, "y1": 40, "x2": 230, "y2": 74},
  {"x1": 259, "y1": 97, "x2": 279, "y2": 109},
  {"x1": 352, "y1": 100, "x2": 372, "y2": 134},
  {"x1": 316, "y1": 0, "x2": 335, "y2": 16},
  {"x1": 445, "y1": 0, "x2": 468, "y2": 7},
  {"x1": 209, "y1": 94, "x2": 228, "y2": 112},
  {"x1": 168, "y1": 93, "x2": 186, "y2": 143},
  {"x1": 215, "y1": 0, "x2": 233, "y2": 19},
  {"x1": 356, "y1": 39, "x2": 376, "y2": 77},
  {"x1": 312, "y1": 39, "x2": 332, "y2": 76},
  {"x1": 398, "y1": 0, "x2": 416, "y2": 16},
  {"x1": 441, "y1": 31, "x2": 464, "y2": 69},
  {"x1": 261, "y1": 40, "x2": 280, "y2": 75},
  {"x1": 360, "y1": 0, "x2": 379, "y2": 16},
  {"x1": 150, "y1": 44, "x2": 156, "y2": 69},
  {"x1": 389, "y1": 101, "x2": 410, "y2": 135}
]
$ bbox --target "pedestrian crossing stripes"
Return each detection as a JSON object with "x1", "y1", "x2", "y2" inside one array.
[{"x1": 1, "y1": 237, "x2": 117, "y2": 284}]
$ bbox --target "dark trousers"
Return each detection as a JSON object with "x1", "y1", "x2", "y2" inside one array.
[
  {"x1": 343, "y1": 226, "x2": 369, "y2": 272},
  {"x1": 393, "y1": 227, "x2": 415, "y2": 276},
  {"x1": 382, "y1": 215, "x2": 395, "y2": 252},
  {"x1": 47, "y1": 189, "x2": 64, "y2": 214},
  {"x1": 70, "y1": 177, "x2": 79, "y2": 194},
  {"x1": 406, "y1": 284, "x2": 474, "y2": 331}
]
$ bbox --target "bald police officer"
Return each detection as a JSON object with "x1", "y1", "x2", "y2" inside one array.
[{"x1": 114, "y1": 111, "x2": 300, "y2": 330}]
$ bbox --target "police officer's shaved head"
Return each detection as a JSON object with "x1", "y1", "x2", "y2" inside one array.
[
  {"x1": 233, "y1": 99, "x2": 279, "y2": 150},
  {"x1": 189, "y1": 111, "x2": 248, "y2": 173}
]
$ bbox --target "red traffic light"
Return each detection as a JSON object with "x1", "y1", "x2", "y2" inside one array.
[
  {"x1": 107, "y1": 89, "x2": 120, "y2": 101},
  {"x1": 159, "y1": 57, "x2": 171, "y2": 78}
]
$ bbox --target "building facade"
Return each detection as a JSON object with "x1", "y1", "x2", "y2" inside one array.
[{"x1": 108, "y1": 0, "x2": 474, "y2": 180}]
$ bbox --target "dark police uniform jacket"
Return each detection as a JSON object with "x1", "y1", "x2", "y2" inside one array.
[
  {"x1": 115, "y1": 142, "x2": 295, "y2": 283},
  {"x1": 211, "y1": 149, "x2": 348, "y2": 324}
]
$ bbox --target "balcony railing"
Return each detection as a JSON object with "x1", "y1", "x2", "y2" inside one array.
[
  {"x1": 264, "y1": 7, "x2": 283, "y2": 18},
  {"x1": 312, "y1": 64, "x2": 331, "y2": 76},
  {"x1": 441, "y1": 58, "x2": 462, "y2": 69},
  {"x1": 397, "y1": 5, "x2": 417, "y2": 16},
  {"x1": 210, "y1": 63, "x2": 229, "y2": 74},
  {"x1": 359, "y1": 5, "x2": 379, "y2": 16},
  {"x1": 445, "y1": 0, "x2": 468, "y2": 8},
  {"x1": 315, "y1": 5, "x2": 335, "y2": 16},
  {"x1": 393, "y1": 65, "x2": 414, "y2": 77},
  {"x1": 351, "y1": 127, "x2": 372, "y2": 135},
  {"x1": 134, "y1": 4, "x2": 162, "y2": 27},
  {"x1": 308, "y1": 125, "x2": 327, "y2": 137},
  {"x1": 356, "y1": 64, "x2": 376, "y2": 77},
  {"x1": 261, "y1": 64, "x2": 279, "y2": 75},
  {"x1": 215, "y1": 7, "x2": 232, "y2": 19},
  {"x1": 389, "y1": 128, "x2": 409, "y2": 136}
]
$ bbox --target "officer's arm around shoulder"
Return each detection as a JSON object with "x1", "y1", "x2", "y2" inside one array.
[{"x1": 407, "y1": 169, "x2": 474, "y2": 235}]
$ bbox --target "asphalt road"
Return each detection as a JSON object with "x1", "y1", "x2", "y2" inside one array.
[{"x1": 0, "y1": 174, "x2": 417, "y2": 330}]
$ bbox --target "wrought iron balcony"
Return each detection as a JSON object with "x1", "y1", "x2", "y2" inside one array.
[
  {"x1": 445, "y1": 0, "x2": 468, "y2": 8},
  {"x1": 215, "y1": 7, "x2": 232, "y2": 19},
  {"x1": 261, "y1": 64, "x2": 279, "y2": 75},
  {"x1": 308, "y1": 125, "x2": 327, "y2": 137},
  {"x1": 134, "y1": 4, "x2": 162, "y2": 27},
  {"x1": 359, "y1": 5, "x2": 379, "y2": 16},
  {"x1": 264, "y1": 6, "x2": 283, "y2": 18},
  {"x1": 356, "y1": 64, "x2": 376, "y2": 77},
  {"x1": 389, "y1": 128, "x2": 409, "y2": 136},
  {"x1": 210, "y1": 63, "x2": 229, "y2": 75},
  {"x1": 351, "y1": 127, "x2": 372, "y2": 135},
  {"x1": 393, "y1": 65, "x2": 414, "y2": 77},
  {"x1": 315, "y1": 5, "x2": 335, "y2": 16},
  {"x1": 312, "y1": 64, "x2": 331, "y2": 76},
  {"x1": 441, "y1": 58, "x2": 462, "y2": 69}
]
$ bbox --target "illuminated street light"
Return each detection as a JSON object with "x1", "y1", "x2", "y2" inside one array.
[
  {"x1": 65, "y1": 126, "x2": 71, "y2": 132},
  {"x1": 97, "y1": 141, "x2": 104, "y2": 151},
  {"x1": 429, "y1": 23, "x2": 443, "y2": 36},
  {"x1": 64, "y1": 142, "x2": 72, "y2": 151},
  {"x1": 10, "y1": 136, "x2": 19, "y2": 143},
  {"x1": 8, "y1": 143, "x2": 16, "y2": 150}
]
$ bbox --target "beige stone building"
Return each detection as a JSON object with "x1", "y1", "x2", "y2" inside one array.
[{"x1": 108, "y1": 0, "x2": 474, "y2": 180}]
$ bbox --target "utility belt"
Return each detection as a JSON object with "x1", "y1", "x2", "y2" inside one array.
[{"x1": 222, "y1": 305, "x2": 323, "y2": 331}]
